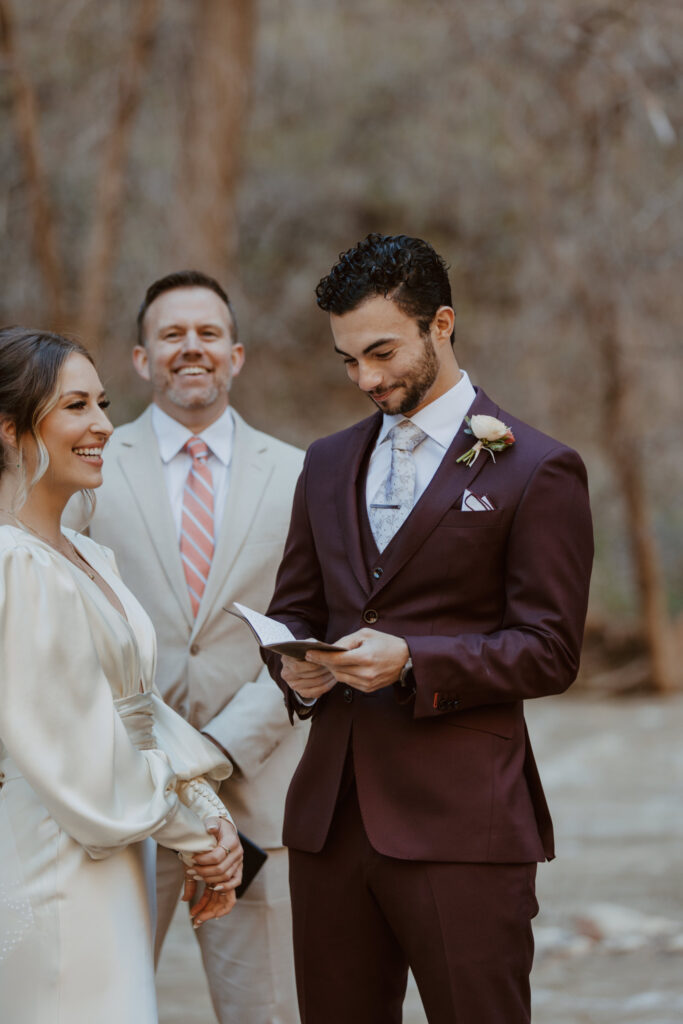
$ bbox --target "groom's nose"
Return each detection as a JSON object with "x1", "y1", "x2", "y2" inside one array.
[{"x1": 357, "y1": 363, "x2": 383, "y2": 392}]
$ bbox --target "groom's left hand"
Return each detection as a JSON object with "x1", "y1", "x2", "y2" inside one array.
[{"x1": 306, "y1": 628, "x2": 409, "y2": 693}]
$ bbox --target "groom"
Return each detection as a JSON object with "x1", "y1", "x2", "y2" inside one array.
[{"x1": 263, "y1": 234, "x2": 594, "y2": 1023}]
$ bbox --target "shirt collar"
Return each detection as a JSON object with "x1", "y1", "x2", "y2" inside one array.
[
  {"x1": 377, "y1": 370, "x2": 476, "y2": 450},
  {"x1": 151, "y1": 403, "x2": 235, "y2": 466}
]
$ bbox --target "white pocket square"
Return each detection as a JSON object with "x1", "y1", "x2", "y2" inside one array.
[{"x1": 461, "y1": 489, "x2": 496, "y2": 511}]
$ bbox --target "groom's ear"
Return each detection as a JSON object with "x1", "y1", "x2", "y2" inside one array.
[{"x1": 431, "y1": 306, "x2": 455, "y2": 347}]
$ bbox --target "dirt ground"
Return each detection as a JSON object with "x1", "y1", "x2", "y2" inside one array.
[{"x1": 157, "y1": 694, "x2": 683, "y2": 1024}]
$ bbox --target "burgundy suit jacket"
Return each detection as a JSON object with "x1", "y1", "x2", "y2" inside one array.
[{"x1": 264, "y1": 388, "x2": 593, "y2": 863}]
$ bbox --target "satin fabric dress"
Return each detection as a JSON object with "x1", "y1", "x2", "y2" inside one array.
[{"x1": 0, "y1": 525, "x2": 233, "y2": 1024}]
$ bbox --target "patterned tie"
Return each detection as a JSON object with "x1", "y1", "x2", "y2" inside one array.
[
  {"x1": 369, "y1": 419, "x2": 428, "y2": 553},
  {"x1": 180, "y1": 437, "x2": 215, "y2": 616}
]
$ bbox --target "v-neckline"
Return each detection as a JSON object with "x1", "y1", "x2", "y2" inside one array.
[
  {"x1": 67, "y1": 532, "x2": 130, "y2": 625},
  {"x1": 4, "y1": 524, "x2": 133, "y2": 630}
]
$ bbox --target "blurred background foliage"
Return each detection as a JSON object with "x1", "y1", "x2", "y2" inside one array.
[{"x1": 1, "y1": 0, "x2": 681, "y2": 690}]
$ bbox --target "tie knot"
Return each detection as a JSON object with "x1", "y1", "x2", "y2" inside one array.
[
  {"x1": 388, "y1": 419, "x2": 427, "y2": 453},
  {"x1": 184, "y1": 436, "x2": 210, "y2": 462}
]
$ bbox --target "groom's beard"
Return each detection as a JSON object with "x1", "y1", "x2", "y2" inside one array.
[{"x1": 369, "y1": 335, "x2": 439, "y2": 415}]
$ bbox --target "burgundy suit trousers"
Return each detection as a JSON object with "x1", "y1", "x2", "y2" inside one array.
[{"x1": 289, "y1": 777, "x2": 539, "y2": 1024}]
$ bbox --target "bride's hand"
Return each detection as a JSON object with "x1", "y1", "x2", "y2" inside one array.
[
  {"x1": 189, "y1": 817, "x2": 243, "y2": 889},
  {"x1": 184, "y1": 882, "x2": 237, "y2": 927}
]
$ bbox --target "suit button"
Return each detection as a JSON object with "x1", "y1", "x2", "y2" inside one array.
[
  {"x1": 372, "y1": 568, "x2": 383, "y2": 580},
  {"x1": 189, "y1": 643, "x2": 200, "y2": 655},
  {"x1": 343, "y1": 687, "x2": 354, "y2": 704},
  {"x1": 363, "y1": 609, "x2": 379, "y2": 624}
]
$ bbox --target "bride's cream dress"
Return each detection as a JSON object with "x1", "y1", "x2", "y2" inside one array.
[{"x1": 0, "y1": 525, "x2": 233, "y2": 1023}]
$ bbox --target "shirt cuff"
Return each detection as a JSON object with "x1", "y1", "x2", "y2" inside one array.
[{"x1": 293, "y1": 692, "x2": 317, "y2": 707}]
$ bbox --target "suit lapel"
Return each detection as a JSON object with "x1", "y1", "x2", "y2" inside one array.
[
  {"x1": 115, "y1": 408, "x2": 193, "y2": 627},
  {"x1": 369, "y1": 388, "x2": 500, "y2": 598},
  {"x1": 192, "y1": 410, "x2": 273, "y2": 634},
  {"x1": 335, "y1": 413, "x2": 382, "y2": 595}
]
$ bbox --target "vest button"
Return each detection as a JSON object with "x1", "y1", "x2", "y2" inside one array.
[
  {"x1": 343, "y1": 687, "x2": 354, "y2": 704},
  {"x1": 190, "y1": 643, "x2": 200, "y2": 655},
  {"x1": 372, "y1": 567, "x2": 383, "y2": 580},
  {"x1": 363, "y1": 609, "x2": 379, "y2": 625}
]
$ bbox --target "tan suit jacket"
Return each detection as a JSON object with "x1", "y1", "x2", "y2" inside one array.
[{"x1": 67, "y1": 405, "x2": 306, "y2": 846}]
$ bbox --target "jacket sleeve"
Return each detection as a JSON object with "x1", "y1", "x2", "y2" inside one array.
[
  {"x1": 262, "y1": 450, "x2": 329, "y2": 721},
  {"x1": 408, "y1": 445, "x2": 594, "y2": 717}
]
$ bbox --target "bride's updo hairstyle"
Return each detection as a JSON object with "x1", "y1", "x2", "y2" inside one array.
[{"x1": 0, "y1": 326, "x2": 94, "y2": 505}]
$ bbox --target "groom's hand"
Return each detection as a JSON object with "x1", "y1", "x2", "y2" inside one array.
[
  {"x1": 281, "y1": 646, "x2": 337, "y2": 700},
  {"x1": 306, "y1": 629, "x2": 409, "y2": 693}
]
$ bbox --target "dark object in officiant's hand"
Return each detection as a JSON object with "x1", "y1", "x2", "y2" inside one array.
[{"x1": 235, "y1": 831, "x2": 268, "y2": 899}]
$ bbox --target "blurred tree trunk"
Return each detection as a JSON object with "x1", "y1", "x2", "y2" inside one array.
[
  {"x1": 0, "y1": 0, "x2": 65, "y2": 323},
  {"x1": 77, "y1": 0, "x2": 161, "y2": 350},
  {"x1": 577, "y1": 283, "x2": 677, "y2": 693},
  {"x1": 553, "y1": 25, "x2": 679, "y2": 694},
  {"x1": 174, "y1": 0, "x2": 256, "y2": 281}
]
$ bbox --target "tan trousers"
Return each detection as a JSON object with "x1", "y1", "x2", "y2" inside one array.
[{"x1": 155, "y1": 843, "x2": 300, "y2": 1024}]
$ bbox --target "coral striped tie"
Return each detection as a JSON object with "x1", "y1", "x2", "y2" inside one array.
[{"x1": 180, "y1": 437, "x2": 215, "y2": 617}]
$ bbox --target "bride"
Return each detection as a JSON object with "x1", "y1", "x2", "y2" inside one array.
[{"x1": 0, "y1": 326, "x2": 244, "y2": 1023}]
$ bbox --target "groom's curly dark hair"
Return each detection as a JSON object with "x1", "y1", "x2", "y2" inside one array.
[{"x1": 315, "y1": 233, "x2": 455, "y2": 343}]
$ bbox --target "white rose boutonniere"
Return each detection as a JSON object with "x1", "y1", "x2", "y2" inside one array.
[{"x1": 456, "y1": 414, "x2": 515, "y2": 467}]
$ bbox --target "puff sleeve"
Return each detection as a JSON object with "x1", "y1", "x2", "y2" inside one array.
[{"x1": 0, "y1": 541, "x2": 228, "y2": 859}]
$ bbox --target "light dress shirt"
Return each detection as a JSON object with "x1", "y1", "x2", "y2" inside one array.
[
  {"x1": 365, "y1": 370, "x2": 476, "y2": 514},
  {"x1": 151, "y1": 403, "x2": 235, "y2": 536},
  {"x1": 296, "y1": 371, "x2": 476, "y2": 708}
]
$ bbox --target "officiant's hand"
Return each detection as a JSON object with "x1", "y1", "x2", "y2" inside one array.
[
  {"x1": 306, "y1": 628, "x2": 409, "y2": 693},
  {"x1": 281, "y1": 645, "x2": 336, "y2": 699}
]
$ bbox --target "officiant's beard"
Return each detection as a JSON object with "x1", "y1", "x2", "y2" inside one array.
[{"x1": 371, "y1": 335, "x2": 440, "y2": 416}]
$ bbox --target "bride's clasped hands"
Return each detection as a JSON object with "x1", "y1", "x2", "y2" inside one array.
[{"x1": 182, "y1": 817, "x2": 244, "y2": 927}]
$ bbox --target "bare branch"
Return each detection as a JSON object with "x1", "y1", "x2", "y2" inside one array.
[
  {"x1": 173, "y1": 0, "x2": 257, "y2": 281},
  {"x1": 76, "y1": 0, "x2": 161, "y2": 350},
  {"x1": 0, "y1": 0, "x2": 65, "y2": 323}
]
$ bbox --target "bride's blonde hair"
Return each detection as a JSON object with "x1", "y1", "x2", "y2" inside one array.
[{"x1": 0, "y1": 326, "x2": 97, "y2": 512}]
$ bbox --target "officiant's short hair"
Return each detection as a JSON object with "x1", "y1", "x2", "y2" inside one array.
[
  {"x1": 136, "y1": 270, "x2": 238, "y2": 346},
  {"x1": 316, "y1": 234, "x2": 455, "y2": 344}
]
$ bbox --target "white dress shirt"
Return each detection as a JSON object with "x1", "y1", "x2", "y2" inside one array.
[
  {"x1": 151, "y1": 404, "x2": 235, "y2": 537},
  {"x1": 365, "y1": 370, "x2": 476, "y2": 513},
  {"x1": 295, "y1": 374, "x2": 476, "y2": 710}
]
